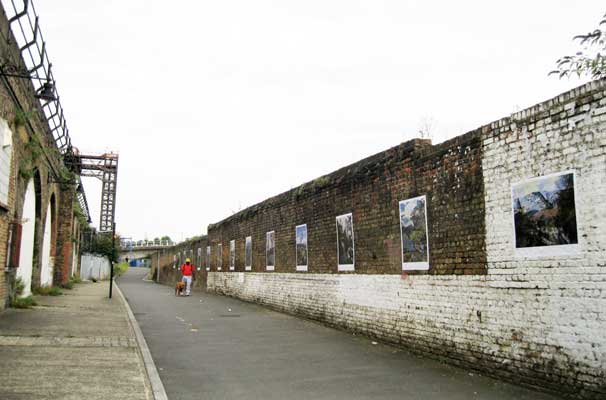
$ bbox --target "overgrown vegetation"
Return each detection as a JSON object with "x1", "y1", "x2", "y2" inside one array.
[
  {"x1": 12, "y1": 107, "x2": 34, "y2": 127},
  {"x1": 33, "y1": 286, "x2": 63, "y2": 296},
  {"x1": 81, "y1": 228, "x2": 119, "y2": 262},
  {"x1": 9, "y1": 277, "x2": 37, "y2": 309},
  {"x1": 60, "y1": 274, "x2": 82, "y2": 290},
  {"x1": 61, "y1": 281, "x2": 74, "y2": 290},
  {"x1": 11, "y1": 296, "x2": 37, "y2": 309},
  {"x1": 73, "y1": 201, "x2": 89, "y2": 229},
  {"x1": 113, "y1": 262, "x2": 129, "y2": 277}
]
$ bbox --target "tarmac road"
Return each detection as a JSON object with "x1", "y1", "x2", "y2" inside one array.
[{"x1": 117, "y1": 268, "x2": 559, "y2": 400}]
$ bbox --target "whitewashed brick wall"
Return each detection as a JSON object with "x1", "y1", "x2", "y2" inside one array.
[{"x1": 207, "y1": 80, "x2": 606, "y2": 399}]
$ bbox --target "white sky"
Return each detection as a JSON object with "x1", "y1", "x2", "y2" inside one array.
[{"x1": 31, "y1": 0, "x2": 602, "y2": 242}]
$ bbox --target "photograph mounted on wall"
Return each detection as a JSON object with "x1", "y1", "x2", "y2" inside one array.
[
  {"x1": 295, "y1": 224, "x2": 308, "y2": 270},
  {"x1": 336, "y1": 213, "x2": 355, "y2": 271},
  {"x1": 197, "y1": 247, "x2": 202, "y2": 271},
  {"x1": 512, "y1": 171, "x2": 579, "y2": 255},
  {"x1": 245, "y1": 236, "x2": 252, "y2": 271},
  {"x1": 266, "y1": 231, "x2": 275, "y2": 270},
  {"x1": 229, "y1": 240, "x2": 235, "y2": 271},
  {"x1": 399, "y1": 195, "x2": 429, "y2": 270},
  {"x1": 206, "y1": 246, "x2": 211, "y2": 271}
]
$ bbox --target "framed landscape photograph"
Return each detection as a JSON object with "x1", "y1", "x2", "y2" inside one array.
[
  {"x1": 206, "y1": 246, "x2": 211, "y2": 271},
  {"x1": 336, "y1": 213, "x2": 355, "y2": 271},
  {"x1": 229, "y1": 240, "x2": 235, "y2": 271},
  {"x1": 266, "y1": 231, "x2": 275, "y2": 271},
  {"x1": 512, "y1": 171, "x2": 579, "y2": 257},
  {"x1": 217, "y1": 243, "x2": 222, "y2": 270},
  {"x1": 399, "y1": 195, "x2": 429, "y2": 270},
  {"x1": 295, "y1": 224, "x2": 308, "y2": 271},
  {"x1": 245, "y1": 236, "x2": 252, "y2": 271}
]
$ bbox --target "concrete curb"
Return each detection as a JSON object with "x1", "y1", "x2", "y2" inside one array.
[{"x1": 115, "y1": 282, "x2": 169, "y2": 400}]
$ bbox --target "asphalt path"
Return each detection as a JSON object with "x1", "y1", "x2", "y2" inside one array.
[{"x1": 117, "y1": 268, "x2": 559, "y2": 400}]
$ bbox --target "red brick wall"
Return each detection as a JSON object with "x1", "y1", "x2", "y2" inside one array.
[{"x1": 207, "y1": 134, "x2": 486, "y2": 275}]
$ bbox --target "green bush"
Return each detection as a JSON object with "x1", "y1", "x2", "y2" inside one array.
[
  {"x1": 11, "y1": 295, "x2": 37, "y2": 309},
  {"x1": 33, "y1": 286, "x2": 63, "y2": 296},
  {"x1": 13, "y1": 277, "x2": 25, "y2": 297},
  {"x1": 61, "y1": 281, "x2": 74, "y2": 290},
  {"x1": 113, "y1": 262, "x2": 129, "y2": 277}
]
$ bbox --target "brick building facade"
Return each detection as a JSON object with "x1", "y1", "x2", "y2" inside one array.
[{"x1": 0, "y1": 4, "x2": 84, "y2": 308}]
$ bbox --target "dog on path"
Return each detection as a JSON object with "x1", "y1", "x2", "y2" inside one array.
[{"x1": 175, "y1": 281, "x2": 185, "y2": 296}]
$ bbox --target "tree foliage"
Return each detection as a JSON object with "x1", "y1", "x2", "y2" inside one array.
[
  {"x1": 551, "y1": 12, "x2": 606, "y2": 79},
  {"x1": 82, "y1": 229, "x2": 120, "y2": 262}
]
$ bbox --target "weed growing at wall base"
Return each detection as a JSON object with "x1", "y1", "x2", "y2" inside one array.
[
  {"x1": 11, "y1": 295, "x2": 37, "y2": 309},
  {"x1": 33, "y1": 286, "x2": 62, "y2": 296}
]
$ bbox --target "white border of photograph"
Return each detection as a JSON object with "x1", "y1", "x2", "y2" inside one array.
[
  {"x1": 245, "y1": 236, "x2": 252, "y2": 271},
  {"x1": 511, "y1": 170, "x2": 580, "y2": 258},
  {"x1": 266, "y1": 231, "x2": 275, "y2": 271},
  {"x1": 336, "y1": 213, "x2": 355, "y2": 272},
  {"x1": 217, "y1": 243, "x2": 222, "y2": 271},
  {"x1": 196, "y1": 247, "x2": 202, "y2": 271},
  {"x1": 229, "y1": 239, "x2": 235, "y2": 271},
  {"x1": 295, "y1": 224, "x2": 308, "y2": 272},
  {"x1": 399, "y1": 195, "x2": 430, "y2": 271},
  {"x1": 206, "y1": 246, "x2": 210, "y2": 271}
]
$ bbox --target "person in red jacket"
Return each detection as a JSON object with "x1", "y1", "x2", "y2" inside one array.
[{"x1": 180, "y1": 258, "x2": 194, "y2": 296}]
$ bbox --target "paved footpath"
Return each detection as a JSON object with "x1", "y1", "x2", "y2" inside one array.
[
  {"x1": 118, "y1": 268, "x2": 561, "y2": 400},
  {"x1": 0, "y1": 279, "x2": 153, "y2": 400}
]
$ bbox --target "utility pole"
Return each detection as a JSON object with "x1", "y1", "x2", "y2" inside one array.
[
  {"x1": 157, "y1": 252, "x2": 160, "y2": 283},
  {"x1": 109, "y1": 222, "x2": 116, "y2": 299}
]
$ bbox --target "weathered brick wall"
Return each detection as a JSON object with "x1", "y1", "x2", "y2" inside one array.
[
  {"x1": 206, "y1": 80, "x2": 606, "y2": 398},
  {"x1": 152, "y1": 236, "x2": 209, "y2": 291},
  {"x1": 0, "y1": 4, "x2": 77, "y2": 307},
  {"x1": 480, "y1": 80, "x2": 606, "y2": 398},
  {"x1": 208, "y1": 134, "x2": 485, "y2": 275}
]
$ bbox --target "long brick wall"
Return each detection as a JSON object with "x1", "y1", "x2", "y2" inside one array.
[
  {"x1": 207, "y1": 133, "x2": 486, "y2": 275},
  {"x1": 200, "y1": 80, "x2": 606, "y2": 399}
]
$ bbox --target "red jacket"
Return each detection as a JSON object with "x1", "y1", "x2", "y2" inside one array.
[{"x1": 180, "y1": 263, "x2": 194, "y2": 276}]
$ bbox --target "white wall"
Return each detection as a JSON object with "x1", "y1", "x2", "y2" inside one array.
[
  {"x1": 40, "y1": 202, "x2": 53, "y2": 287},
  {"x1": 80, "y1": 253, "x2": 111, "y2": 281},
  {"x1": 16, "y1": 179, "x2": 35, "y2": 297},
  {"x1": 0, "y1": 118, "x2": 12, "y2": 206}
]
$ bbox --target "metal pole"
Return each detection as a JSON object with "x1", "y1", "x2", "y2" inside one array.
[
  {"x1": 109, "y1": 222, "x2": 115, "y2": 298},
  {"x1": 156, "y1": 252, "x2": 160, "y2": 283}
]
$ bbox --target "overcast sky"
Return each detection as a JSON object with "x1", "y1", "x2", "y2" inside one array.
[{"x1": 29, "y1": 0, "x2": 602, "y2": 242}]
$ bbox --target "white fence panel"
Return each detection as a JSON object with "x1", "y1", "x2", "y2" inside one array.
[{"x1": 80, "y1": 253, "x2": 111, "y2": 280}]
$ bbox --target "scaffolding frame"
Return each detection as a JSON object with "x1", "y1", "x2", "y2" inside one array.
[{"x1": 68, "y1": 153, "x2": 119, "y2": 233}]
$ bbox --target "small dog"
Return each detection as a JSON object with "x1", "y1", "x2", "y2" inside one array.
[{"x1": 175, "y1": 281, "x2": 185, "y2": 296}]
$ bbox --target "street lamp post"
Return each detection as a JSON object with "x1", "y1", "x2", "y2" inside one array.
[{"x1": 109, "y1": 222, "x2": 116, "y2": 299}]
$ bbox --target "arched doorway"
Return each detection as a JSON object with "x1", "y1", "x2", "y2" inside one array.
[
  {"x1": 40, "y1": 195, "x2": 56, "y2": 287},
  {"x1": 16, "y1": 179, "x2": 36, "y2": 297}
]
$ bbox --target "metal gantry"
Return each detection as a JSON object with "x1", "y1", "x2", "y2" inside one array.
[{"x1": 68, "y1": 152, "x2": 119, "y2": 233}]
